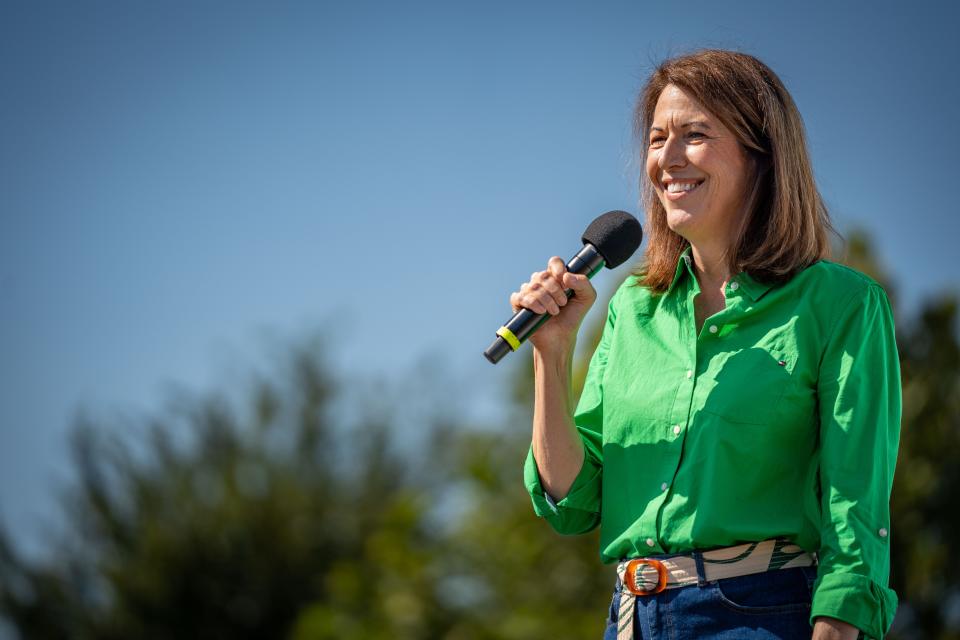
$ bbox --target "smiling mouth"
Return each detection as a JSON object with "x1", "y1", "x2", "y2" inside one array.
[{"x1": 664, "y1": 180, "x2": 704, "y2": 194}]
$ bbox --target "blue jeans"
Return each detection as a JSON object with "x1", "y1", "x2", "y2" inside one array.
[{"x1": 603, "y1": 563, "x2": 823, "y2": 639}]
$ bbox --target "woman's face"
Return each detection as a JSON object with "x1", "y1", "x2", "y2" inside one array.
[{"x1": 645, "y1": 84, "x2": 751, "y2": 247}]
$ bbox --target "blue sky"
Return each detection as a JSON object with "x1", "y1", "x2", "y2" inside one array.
[{"x1": 1, "y1": 0, "x2": 958, "y2": 556}]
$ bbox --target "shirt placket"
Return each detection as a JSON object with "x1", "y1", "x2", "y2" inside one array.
[{"x1": 647, "y1": 270, "x2": 740, "y2": 552}]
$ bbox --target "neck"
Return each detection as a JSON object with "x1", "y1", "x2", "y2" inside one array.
[{"x1": 689, "y1": 242, "x2": 732, "y2": 290}]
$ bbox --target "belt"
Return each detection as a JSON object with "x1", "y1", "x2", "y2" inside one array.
[{"x1": 614, "y1": 538, "x2": 817, "y2": 640}]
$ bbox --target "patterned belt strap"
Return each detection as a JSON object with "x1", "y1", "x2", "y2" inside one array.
[{"x1": 614, "y1": 538, "x2": 817, "y2": 640}]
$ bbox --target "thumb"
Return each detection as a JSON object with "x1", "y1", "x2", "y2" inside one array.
[{"x1": 562, "y1": 272, "x2": 595, "y2": 297}]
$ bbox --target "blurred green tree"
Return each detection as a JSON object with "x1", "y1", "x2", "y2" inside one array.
[
  {"x1": 0, "y1": 231, "x2": 957, "y2": 639},
  {"x1": 0, "y1": 337, "x2": 458, "y2": 639}
]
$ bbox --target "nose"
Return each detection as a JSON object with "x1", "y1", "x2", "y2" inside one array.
[{"x1": 658, "y1": 133, "x2": 687, "y2": 171}]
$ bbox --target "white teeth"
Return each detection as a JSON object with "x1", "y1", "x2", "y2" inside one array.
[{"x1": 666, "y1": 181, "x2": 702, "y2": 193}]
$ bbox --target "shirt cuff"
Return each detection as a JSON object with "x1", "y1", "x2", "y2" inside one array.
[
  {"x1": 524, "y1": 443, "x2": 602, "y2": 518},
  {"x1": 543, "y1": 490, "x2": 559, "y2": 514},
  {"x1": 810, "y1": 571, "x2": 898, "y2": 639}
]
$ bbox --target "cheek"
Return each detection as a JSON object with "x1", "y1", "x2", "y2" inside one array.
[
  {"x1": 644, "y1": 156, "x2": 659, "y2": 185},
  {"x1": 714, "y1": 169, "x2": 747, "y2": 204},
  {"x1": 713, "y1": 149, "x2": 750, "y2": 197}
]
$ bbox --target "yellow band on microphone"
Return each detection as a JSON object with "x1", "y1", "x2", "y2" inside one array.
[{"x1": 496, "y1": 326, "x2": 521, "y2": 351}]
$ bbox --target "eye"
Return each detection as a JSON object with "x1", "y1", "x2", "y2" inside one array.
[{"x1": 649, "y1": 131, "x2": 706, "y2": 147}]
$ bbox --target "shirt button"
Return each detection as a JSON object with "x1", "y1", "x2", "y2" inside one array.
[
  {"x1": 730, "y1": 281, "x2": 739, "y2": 291},
  {"x1": 686, "y1": 369, "x2": 693, "y2": 379},
  {"x1": 709, "y1": 324, "x2": 718, "y2": 334},
  {"x1": 661, "y1": 482, "x2": 668, "y2": 491},
  {"x1": 646, "y1": 538, "x2": 655, "y2": 547},
  {"x1": 673, "y1": 424, "x2": 682, "y2": 435},
  {"x1": 879, "y1": 528, "x2": 888, "y2": 538}
]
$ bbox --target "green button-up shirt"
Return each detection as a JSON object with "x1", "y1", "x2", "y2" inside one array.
[{"x1": 524, "y1": 248, "x2": 901, "y2": 639}]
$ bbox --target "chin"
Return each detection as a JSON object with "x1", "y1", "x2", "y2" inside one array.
[{"x1": 665, "y1": 210, "x2": 698, "y2": 235}]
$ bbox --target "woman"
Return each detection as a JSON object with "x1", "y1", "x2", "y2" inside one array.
[{"x1": 514, "y1": 50, "x2": 900, "y2": 640}]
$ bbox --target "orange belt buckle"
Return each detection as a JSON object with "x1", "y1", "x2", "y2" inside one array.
[{"x1": 623, "y1": 558, "x2": 668, "y2": 596}]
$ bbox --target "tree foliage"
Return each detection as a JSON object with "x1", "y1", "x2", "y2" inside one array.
[
  {"x1": 1, "y1": 232, "x2": 958, "y2": 639},
  {"x1": 0, "y1": 332, "x2": 614, "y2": 639}
]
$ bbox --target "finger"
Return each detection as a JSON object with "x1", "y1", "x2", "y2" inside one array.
[
  {"x1": 523, "y1": 270, "x2": 563, "y2": 314},
  {"x1": 517, "y1": 283, "x2": 546, "y2": 314},
  {"x1": 513, "y1": 287, "x2": 541, "y2": 312},
  {"x1": 540, "y1": 269, "x2": 569, "y2": 308},
  {"x1": 521, "y1": 293, "x2": 549, "y2": 315},
  {"x1": 539, "y1": 295, "x2": 561, "y2": 315},
  {"x1": 562, "y1": 272, "x2": 596, "y2": 298},
  {"x1": 547, "y1": 256, "x2": 566, "y2": 280}
]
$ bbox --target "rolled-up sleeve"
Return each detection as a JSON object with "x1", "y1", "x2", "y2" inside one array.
[
  {"x1": 811, "y1": 283, "x2": 901, "y2": 639},
  {"x1": 523, "y1": 286, "x2": 620, "y2": 536}
]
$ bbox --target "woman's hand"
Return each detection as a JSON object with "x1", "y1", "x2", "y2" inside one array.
[
  {"x1": 811, "y1": 616, "x2": 860, "y2": 639},
  {"x1": 509, "y1": 256, "x2": 597, "y2": 355}
]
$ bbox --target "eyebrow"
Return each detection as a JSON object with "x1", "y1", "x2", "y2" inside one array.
[{"x1": 650, "y1": 121, "x2": 711, "y2": 132}]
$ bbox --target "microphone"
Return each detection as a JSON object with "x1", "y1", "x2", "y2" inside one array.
[{"x1": 484, "y1": 210, "x2": 642, "y2": 364}]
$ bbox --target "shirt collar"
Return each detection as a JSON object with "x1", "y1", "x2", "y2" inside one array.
[
  {"x1": 666, "y1": 245, "x2": 775, "y2": 301},
  {"x1": 666, "y1": 246, "x2": 696, "y2": 294},
  {"x1": 734, "y1": 270, "x2": 775, "y2": 302}
]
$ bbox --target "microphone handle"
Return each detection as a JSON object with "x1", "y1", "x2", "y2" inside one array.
[{"x1": 484, "y1": 244, "x2": 605, "y2": 364}]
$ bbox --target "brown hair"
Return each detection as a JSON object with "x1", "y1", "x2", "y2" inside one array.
[{"x1": 632, "y1": 49, "x2": 835, "y2": 292}]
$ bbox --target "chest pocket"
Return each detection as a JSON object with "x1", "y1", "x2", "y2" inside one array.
[{"x1": 696, "y1": 344, "x2": 796, "y2": 426}]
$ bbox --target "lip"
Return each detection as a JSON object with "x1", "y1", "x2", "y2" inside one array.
[{"x1": 663, "y1": 179, "x2": 704, "y2": 201}]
